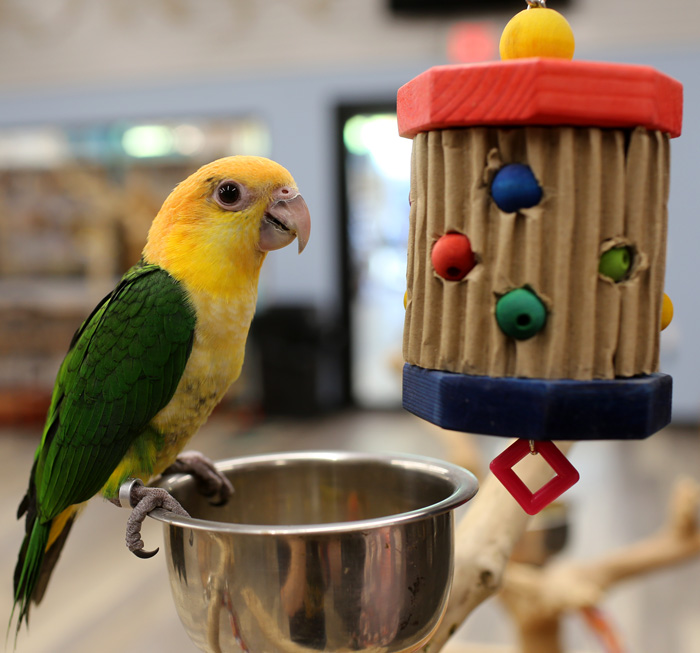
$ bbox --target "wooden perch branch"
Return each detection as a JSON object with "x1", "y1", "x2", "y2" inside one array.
[
  {"x1": 420, "y1": 441, "x2": 572, "y2": 652},
  {"x1": 500, "y1": 476, "x2": 700, "y2": 653},
  {"x1": 421, "y1": 430, "x2": 700, "y2": 653},
  {"x1": 433, "y1": 474, "x2": 700, "y2": 653},
  {"x1": 573, "y1": 476, "x2": 700, "y2": 590}
]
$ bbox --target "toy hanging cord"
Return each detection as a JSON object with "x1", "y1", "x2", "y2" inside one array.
[{"x1": 398, "y1": 0, "x2": 681, "y2": 515}]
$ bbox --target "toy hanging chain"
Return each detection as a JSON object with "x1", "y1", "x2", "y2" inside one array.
[{"x1": 398, "y1": 0, "x2": 681, "y2": 514}]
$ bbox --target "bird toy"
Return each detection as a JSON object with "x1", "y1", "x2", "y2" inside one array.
[{"x1": 398, "y1": 0, "x2": 683, "y2": 514}]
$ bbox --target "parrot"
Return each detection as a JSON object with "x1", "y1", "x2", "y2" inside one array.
[{"x1": 10, "y1": 155, "x2": 311, "y2": 635}]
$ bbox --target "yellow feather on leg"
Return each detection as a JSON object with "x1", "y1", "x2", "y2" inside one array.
[{"x1": 46, "y1": 504, "x2": 84, "y2": 551}]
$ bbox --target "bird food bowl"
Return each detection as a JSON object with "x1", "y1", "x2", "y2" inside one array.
[{"x1": 149, "y1": 450, "x2": 478, "y2": 653}]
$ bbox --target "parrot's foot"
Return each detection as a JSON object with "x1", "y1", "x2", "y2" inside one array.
[
  {"x1": 162, "y1": 450, "x2": 234, "y2": 506},
  {"x1": 121, "y1": 480, "x2": 190, "y2": 559}
]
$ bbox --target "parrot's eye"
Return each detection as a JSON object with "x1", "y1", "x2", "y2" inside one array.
[{"x1": 215, "y1": 181, "x2": 243, "y2": 209}]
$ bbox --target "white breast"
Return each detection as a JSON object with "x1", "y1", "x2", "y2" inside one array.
[{"x1": 150, "y1": 288, "x2": 257, "y2": 468}]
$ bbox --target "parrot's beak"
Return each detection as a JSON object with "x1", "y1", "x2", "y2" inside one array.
[{"x1": 258, "y1": 191, "x2": 311, "y2": 254}]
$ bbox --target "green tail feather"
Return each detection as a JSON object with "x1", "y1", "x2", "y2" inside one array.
[{"x1": 10, "y1": 518, "x2": 51, "y2": 637}]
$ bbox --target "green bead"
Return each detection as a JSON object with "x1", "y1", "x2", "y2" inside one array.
[
  {"x1": 496, "y1": 288, "x2": 547, "y2": 340},
  {"x1": 599, "y1": 246, "x2": 633, "y2": 282}
]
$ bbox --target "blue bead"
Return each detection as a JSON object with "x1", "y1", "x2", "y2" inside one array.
[{"x1": 491, "y1": 163, "x2": 543, "y2": 213}]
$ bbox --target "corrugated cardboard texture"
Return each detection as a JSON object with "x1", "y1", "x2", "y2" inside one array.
[{"x1": 403, "y1": 126, "x2": 670, "y2": 380}]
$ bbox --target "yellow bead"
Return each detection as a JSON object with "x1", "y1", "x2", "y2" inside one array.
[
  {"x1": 500, "y1": 7, "x2": 575, "y2": 61},
  {"x1": 660, "y1": 293, "x2": 673, "y2": 331},
  {"x1": 404, "y1": 290, "x2": 408, "y2": 309}
]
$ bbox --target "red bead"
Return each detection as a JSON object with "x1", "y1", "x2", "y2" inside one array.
[{"x1": 431, "y1": 233, "x2": 475, "y2": 281}]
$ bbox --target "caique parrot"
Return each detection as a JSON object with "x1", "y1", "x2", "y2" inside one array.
[{"x1": 11, "y1": 155, "x2": 310, "y2": 634}]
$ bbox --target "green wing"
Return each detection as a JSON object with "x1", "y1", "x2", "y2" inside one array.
[{"x1": 33, "y1": 262, "x2": 196, "y2": 521}]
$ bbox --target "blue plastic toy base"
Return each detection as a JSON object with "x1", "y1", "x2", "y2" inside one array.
[{"x1": 402, "y1": 364, "x2": 672, "y2": 441}]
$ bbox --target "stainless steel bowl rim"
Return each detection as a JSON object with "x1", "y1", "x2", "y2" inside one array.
[{"x1": 148, "y1": 450, "x2": 478, "y2": 535}]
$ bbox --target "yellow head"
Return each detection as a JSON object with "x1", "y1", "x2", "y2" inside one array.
[{"x1": 143, "y1": 156, "x2": 310, "y2": 297}]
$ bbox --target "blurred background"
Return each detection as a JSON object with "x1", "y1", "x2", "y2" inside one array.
[
  {"x1": 0, "y1": 0, "x2": 699, "y2": 652},
  {"x1": 1, "y1": 0, "x2": 698, "y2": 420}
]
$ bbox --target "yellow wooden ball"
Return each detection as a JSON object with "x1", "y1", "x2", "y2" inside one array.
[
  {"x1": 660, "y1": 293, "x2": 673, "y2": 331},
  {"x1": 500, "y1": 7, "x2": 575, "y2": 60}
]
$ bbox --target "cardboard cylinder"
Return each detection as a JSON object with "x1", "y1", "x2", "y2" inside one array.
[{"x1": 403, "y1": 125, "x2": 671, "y2": 380}]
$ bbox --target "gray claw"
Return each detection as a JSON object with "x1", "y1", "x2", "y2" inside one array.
[
  {"x1": 162, "y1": 450, "x2": 234, "y2": 506},
  {"x1": 132, "y1": 546, "x2": 159, "y2": 559},
  {"x1": 123, "y1": 482, "x2": 189, "y2": 558}
]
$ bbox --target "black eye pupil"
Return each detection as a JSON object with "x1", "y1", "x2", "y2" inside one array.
[{"x1": 218, "y1": 183, "x2": 239, "y2": 205}]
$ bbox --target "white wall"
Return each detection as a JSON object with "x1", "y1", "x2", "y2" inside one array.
[{"x1": 0, "y1": 0, "x2": 699, "y2": 91}]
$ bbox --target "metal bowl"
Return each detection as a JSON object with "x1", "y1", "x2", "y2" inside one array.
[{"x1": 149, "y1": 451, "x2": 478, "y2": 653}]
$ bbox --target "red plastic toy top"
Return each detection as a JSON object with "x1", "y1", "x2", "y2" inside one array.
[{"x1": 397, "y1": 58, "x2": 683, "y2": 139}]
